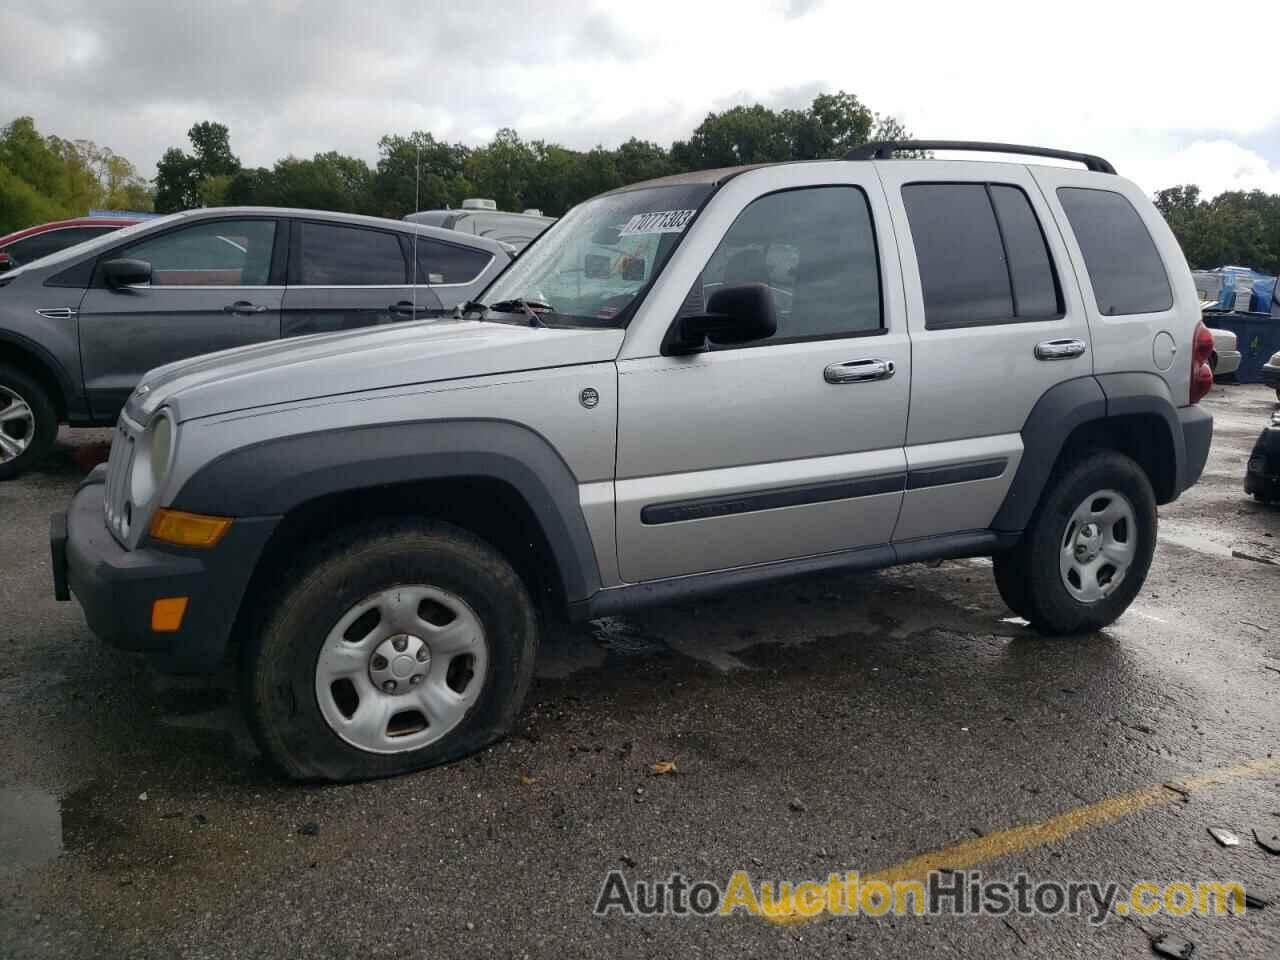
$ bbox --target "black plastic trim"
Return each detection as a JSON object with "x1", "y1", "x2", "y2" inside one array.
[
  {"x1": 570, "y1": 529, "x2": 1015, "y2": 621},
  {"x1": 848, "y1": 140, "x2": 1116, "y2": 174},
  {"x1": 991, "y1": 376, "x2": 1107, "y2": 532},
  {"x1": 0, "y1": 328, "x2": 78, "y2": 414},
  {"x1": 906, "y1": 458, "x2": 1007, "y2": 490},
  {"x1": 641, "y1": 473, "x2": 904, "y2": 525},
  {"x1": 172, "y1": 419, "x2": 602, "y2": 603}
]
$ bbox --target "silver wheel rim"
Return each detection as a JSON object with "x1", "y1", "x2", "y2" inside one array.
[
  {"x1": 0, "y1": 385, "x2": 34, "y2": 463},
  {"x1": 314, "y1": 584, "x2": 488, "y2": 755},
  {"x1": 1059, "y1": 489, "x2": 1137, "y2": 603}
]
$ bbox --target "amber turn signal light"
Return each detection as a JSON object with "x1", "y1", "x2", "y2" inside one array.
[
  {"x1": 149, "y1": 509, "x2": 232, "y2": 547},
  {"x1": 150, "y1": 596, "x2": 189, "y2": 632}
]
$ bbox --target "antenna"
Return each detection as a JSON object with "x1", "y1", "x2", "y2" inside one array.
[{"x1": 411, "y1": 137, "x2": 421, "y2": 317}]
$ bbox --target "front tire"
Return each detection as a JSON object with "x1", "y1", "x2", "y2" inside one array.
[
  {"x1": 995, "y1": 451, "x2": 1156, "y2": 635},
  {"x1": 242, "y1": 520, "x2": 539, "y2": 781},
  {"x1": 0, "y1": 364, "x2": 57, "y2": 481}
]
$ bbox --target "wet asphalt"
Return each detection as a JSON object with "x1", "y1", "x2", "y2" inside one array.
[{"x1": 1, "y1": 384, "x2": 1278, "y2": 959}]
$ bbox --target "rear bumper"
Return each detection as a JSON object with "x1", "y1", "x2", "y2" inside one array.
[
  {"x1": 1213, "y1": 350, "x2": 1242, "y2": 377},
  {"x1": 1177, "y1": 404, "x2": 1213, "y2": 495},
  {"x1": 52, "y1": 472, "x2": 278, "y2": 674}
]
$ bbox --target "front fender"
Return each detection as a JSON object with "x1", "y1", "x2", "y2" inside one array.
[{"x1": 170, "y1": 419, "x2": 603, "y2": 602}]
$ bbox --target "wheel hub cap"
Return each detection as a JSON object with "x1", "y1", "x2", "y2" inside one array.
[
  {"x1": 0, "y1": 385, "x2": 35, "y2": 463},
  {"x1": 1059, "y1": 489, "x2": 1138, "y2": 604},
  {"x1": 313, "y1": 584, "x2": 488, "y2": 755},
  {"x1": 368, "y1": 633, "x2": 429, "y2": 692}
]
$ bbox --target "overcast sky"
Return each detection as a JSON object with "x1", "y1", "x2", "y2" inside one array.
[{"x1": 4, "y1": 0, "x2": 1278, "y2": 199}]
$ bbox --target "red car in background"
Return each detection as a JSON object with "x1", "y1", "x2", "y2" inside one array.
[{"x1": 0, "y1": 216, "x2": 144, "y2": 271}]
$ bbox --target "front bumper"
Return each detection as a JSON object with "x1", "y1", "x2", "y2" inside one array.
[
  {"x1": 51, "y1": 471, "x2": 278, "y2": 674},
  {"x1": 1262, "y1": 363, "x2": 1280, "y2": 390}
]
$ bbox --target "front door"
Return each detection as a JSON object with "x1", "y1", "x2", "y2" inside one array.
[
  {"x1": 614, "y1": 167, "x2": 911, "y2": 583},
  {"x1": 77, "y1": 217, "x2": 282, "y2": 419}
]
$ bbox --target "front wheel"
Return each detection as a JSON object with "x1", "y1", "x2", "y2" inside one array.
[
  {"x1": 243, "y1": 520, "x2": 539, "y2": 781},
  {"x1": 994, "y1": 451, "x2": 1156, "y2": 635},
  {"x1": 0, "y1": 364, "x2": 57, "y2": 481}
]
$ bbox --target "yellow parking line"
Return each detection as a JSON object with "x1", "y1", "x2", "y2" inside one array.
[{"x1": 766, "y1": 757, "x2": 1280, "y2": 925}]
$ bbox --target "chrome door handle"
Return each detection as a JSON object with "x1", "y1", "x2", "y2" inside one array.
[
  {"x1": 824, "y1": 358, "x2": 895, "y2": 384},
  {"x1": 1034, "y1": 338, "x2": 1086, "y2": 361}
]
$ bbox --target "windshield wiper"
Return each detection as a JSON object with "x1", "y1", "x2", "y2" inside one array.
[{"x1": 489, "y1": 298, "x2": 551, "y2": 328}]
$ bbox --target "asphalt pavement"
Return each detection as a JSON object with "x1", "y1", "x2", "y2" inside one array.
[{"x1": 1, "y1": 383, "x2": 1278, "y2": 959}]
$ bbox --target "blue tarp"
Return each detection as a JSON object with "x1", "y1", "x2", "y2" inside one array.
[{"x1": 1201, "y1": 266, "x2": 1279, "y2": 314}]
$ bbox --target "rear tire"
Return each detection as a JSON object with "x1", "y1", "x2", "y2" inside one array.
[
  {"x1": 995, "y1": 451, "x2": 1156, "y2": 635},
  {"x1": 242, "y1": 519, "x2": 539, "y2": 781},
  {"x1": 0, "y1": 364, "x2": 57, "y2": 481}
]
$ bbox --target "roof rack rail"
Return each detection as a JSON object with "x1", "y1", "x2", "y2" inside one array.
[{"x1": 846, "y1": 140, "x2": 1116, "y2": 175}]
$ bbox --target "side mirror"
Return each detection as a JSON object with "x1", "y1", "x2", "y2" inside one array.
[
  {"x1": 671, "y1": 282, "x2": 777, "y2": 354},
  {"x1": 102, "y1": 258, "x2": 152, "y2": 289}
]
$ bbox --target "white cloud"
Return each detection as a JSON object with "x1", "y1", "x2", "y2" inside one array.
[{"x1": 0, "y1": 0, "x2": 1276, "y2": 199}]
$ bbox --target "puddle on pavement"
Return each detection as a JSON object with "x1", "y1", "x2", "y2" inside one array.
[{"x1": 0, "y1": 785, "x2": 62, "y2": 877}]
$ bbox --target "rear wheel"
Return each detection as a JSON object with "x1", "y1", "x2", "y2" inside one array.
[
  {"x1": 243, "y1": 519, "x2": 539, "y2": 781},
  {"x1": 994, "y1": 451, "x2": 1156, "y2": 635},
  {"x1": 0, "y1": 364, "x2": 57, "y2": 481}
]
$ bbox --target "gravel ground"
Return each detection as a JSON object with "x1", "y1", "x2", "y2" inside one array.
[{"x1": 1, "y1": 382, "x2": 1278, "y2": 959}]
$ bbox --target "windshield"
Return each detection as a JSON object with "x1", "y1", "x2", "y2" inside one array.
[
  {"x1": 479, "y1": 183, "x2": 713, "y2": 324},
  {"x1": 2, "y1": 213, "x2": 185, "y2": 278}
]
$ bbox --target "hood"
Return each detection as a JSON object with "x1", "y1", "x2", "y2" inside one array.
[{"x1": 129, "y1": 318, "x2": 624, "y2": 423}]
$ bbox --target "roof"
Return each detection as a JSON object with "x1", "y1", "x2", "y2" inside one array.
[
  {"x1": 145, "y1": 207, "x2": 511, "y2": 256},
  {"x1": 0, "y1": 216, "x2": 144, "y2": 247}
]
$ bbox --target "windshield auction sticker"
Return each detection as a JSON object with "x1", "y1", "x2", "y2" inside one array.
[{"x1": 619, "y1": 209, "x2": 696, "y2": 236}]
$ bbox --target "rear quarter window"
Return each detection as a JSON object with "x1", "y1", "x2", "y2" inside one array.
[{"x1": 1056, "y1": 187, "x2": 1173, "y2": 315}]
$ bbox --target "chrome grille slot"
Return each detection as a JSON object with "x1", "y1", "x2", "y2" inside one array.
[{"x1": 103, "y1": 418, "x2": 139, "y2": 544}]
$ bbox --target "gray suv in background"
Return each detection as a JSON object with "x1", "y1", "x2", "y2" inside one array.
[
  {"x1": 0, "y1": 207, "x2": 508, "y2": 478},
  {"x1": 405, "y1": 203, "x2": 554, "y2": 252}
]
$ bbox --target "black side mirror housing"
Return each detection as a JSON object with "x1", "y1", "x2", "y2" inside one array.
[
  {"x1": 671, "y1": 282, "x2": 777, "y2": 354},
  {"x1": 102, "y1": 258, "x2": 152, "y2": 289}
]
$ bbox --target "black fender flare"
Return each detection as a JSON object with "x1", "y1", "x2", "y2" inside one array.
[
  {"x1": 0, "y1": 328, "x2": 76, "y2": 412},
  {"x1": 170, "y1": 419, "x2": 602, "y2": 602},
  {"x1": 991, "y1": 373, "x2": 1187, "y2": 533}
]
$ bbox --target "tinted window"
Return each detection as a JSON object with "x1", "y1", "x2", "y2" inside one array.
[
  {"x1": 689, "y1": 186, "x2": 881, "y2": 342},
  {"x1": 1057, "y1": 187, "x2": 1172, "y2": 315},
  {"x1": 5, "y1": 226, "x2": 117, "y2": 265},
  {"x1": 119, "y1": 219, "x2": 276, "y2": 286},
  {"x1": 298, "y1": 222, "x2": 406, "y2": 286},
  {"x1": 413, "y1": 238, "x2": 491, "y2": 284},
  {"x1": 903, "y1": 183, "x2": 1061, "y2": 328},
  {"x1": 989, "y1": 186, "x2": 1060, "y2": 319}
]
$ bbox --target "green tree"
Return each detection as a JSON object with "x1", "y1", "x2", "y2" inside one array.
[
  {"x1": 372, "y1": 132, "x2": 472, "y2": 217},
  {"x1": 154, "y1": 121, "x2": 242, "y2": 212}
]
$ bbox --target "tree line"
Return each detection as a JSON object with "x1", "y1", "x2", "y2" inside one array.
[{"x1": 3, "y1": 98, "x2": 1279, "y2": 278}]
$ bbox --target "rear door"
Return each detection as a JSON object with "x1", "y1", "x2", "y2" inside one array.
[
  {"x1": 281, "y1": 219, "x2": 430, "y2": 336},
  {"x1": 77, "y1": 216, "x2": 283, "y2": 419},
  {"x1": 875, "y1": 161, "x2": 1093, "y2": 541}
]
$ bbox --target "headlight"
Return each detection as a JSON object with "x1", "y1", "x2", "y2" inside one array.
[{"x1": 130, "y1": 409, "x2": 175, "y2": 507}]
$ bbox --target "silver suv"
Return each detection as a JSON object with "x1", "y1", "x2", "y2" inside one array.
[{"x1": 52, "y1": 141, "x2": 1215, "y2": 781}]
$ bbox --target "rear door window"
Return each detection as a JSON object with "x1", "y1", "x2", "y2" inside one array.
[
  {"x1": 902, "y1": 183, "x2": 1062, "y2": 329},
  {"x1": 1056, "y1": 187, "x2": 1173, "y2": 315},
  {"x1": 412, "y1": 238, "x2": 492, "y2": 284},
  {"x1": 297, "y1": 222, "x2": 407, "y2": 286}
]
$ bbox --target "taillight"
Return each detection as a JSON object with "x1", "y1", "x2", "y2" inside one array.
[{"x1": 1190, "y1": 321, "x2": 1214, "y2": 404}]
